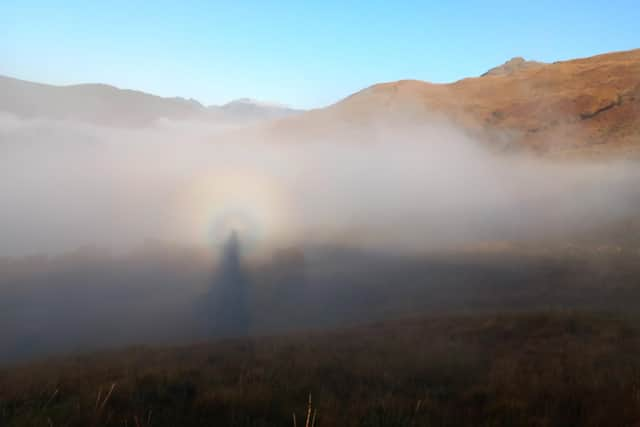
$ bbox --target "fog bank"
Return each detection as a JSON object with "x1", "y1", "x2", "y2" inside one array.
[
  {"x1": 1, "y1": 113, "x2": 640, "y2": 258},
  {"x1": 3, "y1": 112, "x2": 640, "y2": 363}
]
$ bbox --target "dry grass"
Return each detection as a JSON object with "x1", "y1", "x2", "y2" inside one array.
[
  {"x1": 2, "y1": 311, "x2": 640, "y2": 426},
  {"x1": 271, "y1": 48, "x2": 640, "y2": 154}
]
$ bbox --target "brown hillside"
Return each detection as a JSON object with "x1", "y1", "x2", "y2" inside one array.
[{"x1": 272, "y1": 49, "x2": 640, "y2": 154}]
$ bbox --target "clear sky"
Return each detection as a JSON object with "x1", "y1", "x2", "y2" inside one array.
[{"x1": 1, "y1": 1, "x2": 638, "y2": 109}]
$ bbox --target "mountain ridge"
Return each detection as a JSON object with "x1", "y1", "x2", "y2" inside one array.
[
  {"x1": 2, "y1": 48, "x2": 639, "y2": 154},
  {"x1": 270, "y1": 48, "x2": 640, "y2": 155},
  {"x1": 0, "y1": 74, "x2": 300, "y2": 126}
]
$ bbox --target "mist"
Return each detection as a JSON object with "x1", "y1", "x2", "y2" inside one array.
[
  {"x1": 2, "y1": 112, "x2": 639, "y2": 257},
  {"x1": 2, "y1": 111, "x2": 640, "y2": 363}
]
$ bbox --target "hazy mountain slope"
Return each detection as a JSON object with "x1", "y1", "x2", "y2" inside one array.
[
  {"x1": 271, "y1": 49, "x2": 640, "y2": 153},
  {"x1": 219, "y1": 98, "x2": 302, "y2": 120},
  {"x1": 0, "y1": 75, "x2": 301, "y2": 127},
  {"x1": 0, "y1": 75, "x2": 204, "y2": 126}
]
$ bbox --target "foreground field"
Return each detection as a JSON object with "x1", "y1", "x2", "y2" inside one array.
[
  {"x1": 3, "y1": 311, "x2": 640, "y2": 426},
  {"x1": 4, "y1": 244, "x2": 640, "y2": 364}
]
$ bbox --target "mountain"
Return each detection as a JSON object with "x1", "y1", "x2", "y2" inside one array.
[
  {"x1": 221, "y1": 98, "x2": 301, "y2": 118},
  {"x1": 3, "y1": 49, "x2": 639, "y2": 153},
  {"x1": 271, "y1": 49, "x2": 640, "y2": 154},
  {"x1": 0, "y1": 75, "x2": 300, "y2": 127},
  {"x1": 0, "y1": 75, "x2": 204, "y2": 126}
]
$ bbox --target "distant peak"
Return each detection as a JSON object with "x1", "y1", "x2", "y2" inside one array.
[
  {"x1": 482, "y1": 56, "x2": 545, "y2": 77},
  {"x1": 223, "y1": 98, "x2": 290, "y2": 109}
]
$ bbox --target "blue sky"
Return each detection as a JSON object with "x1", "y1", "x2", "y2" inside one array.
[{"x1": 1, "y1": 1, "x2": 638, "y2": 109}]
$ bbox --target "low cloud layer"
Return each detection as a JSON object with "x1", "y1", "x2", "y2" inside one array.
[
  {"x1": 1, "y1": 112, "x2": 640, "y2": 258},
  {"x1": 2, "y1": 112, "x2": 640, "y2": 363}
]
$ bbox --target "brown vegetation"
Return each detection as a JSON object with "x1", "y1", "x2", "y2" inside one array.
[
  {"x1": 2, "y1": 311, "x2": 640, "y2": 426},
  {"x1": 272, "y1": 49, "x2": 640, "y2": 155}
]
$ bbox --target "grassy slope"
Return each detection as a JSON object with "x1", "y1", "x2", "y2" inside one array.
[
  {"x1": 271, "y1": 49, "x2": 640, "y2": 154},
  {"x1": 3, "y1": 311, "x2": 640, "y2": 427}
]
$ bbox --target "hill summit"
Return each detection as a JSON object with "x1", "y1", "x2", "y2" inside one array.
[{"x1": 481, "y1": 56, "x2": 545, "y2": 76}]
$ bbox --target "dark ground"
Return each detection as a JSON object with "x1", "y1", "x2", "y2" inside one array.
[
  {"x1": 2, "y1": 243, "x2": 640, "y2": 426},
  {"x1": 3, "y1": 311, "x2": 640, "y2": 426}
]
